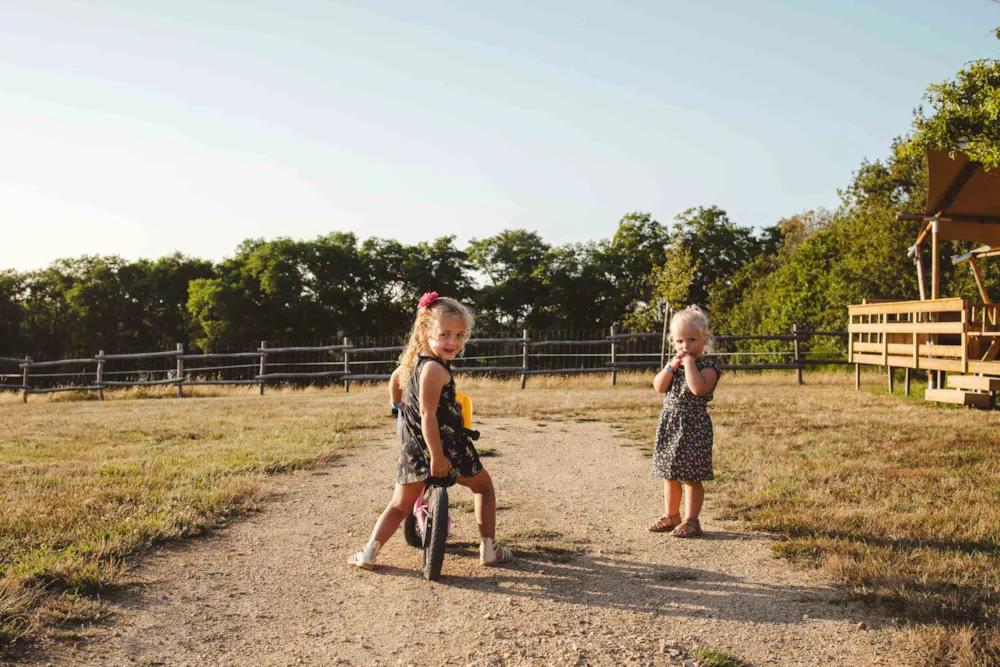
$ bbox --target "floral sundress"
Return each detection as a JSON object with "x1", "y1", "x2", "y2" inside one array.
[
  {"x1": 397, "y1": 356, "x2": 482, "y2": 486},
  {"x1": 651, "y1": 356, "x2": 721, "y2": 481}
]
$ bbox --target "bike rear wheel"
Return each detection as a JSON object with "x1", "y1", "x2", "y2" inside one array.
[
  {"x1": 422, "y1": 485, "x2": 449, "y2": 581},
  {"x1": 403, "y1": 512, "x2": 422, "y2": 548}
]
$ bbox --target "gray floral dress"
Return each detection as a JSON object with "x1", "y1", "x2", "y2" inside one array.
[
  {"x1": 397, "y1": 356, "x2": 483, "y2": 486},
  {"x1": 652, "y1": 356, "x2": 721, "y2": 482}
]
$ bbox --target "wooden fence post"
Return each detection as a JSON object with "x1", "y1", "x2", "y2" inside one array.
[
  {"x1": 610, "y1": 325, "x2": 617, "y2": 386},
  {"x1": 660, "y1": 305, "x2": 671, "y2": 368},
  {"x1": 855, "y1": 363, "x2": 860, "y2": 391},
  {"x1": 343, "y1": 337, "x2": 351, "y2": 393},
  {"x1": 176, "y1": 343, "x2": 184, "y2": 398},
  {"x1": 520, "y1": 329, "x2": 529, "y2": 390},
  {"x1": 21, "y1": 357, "x2": 30, "y2": 403},
  {"x1": 888, "y1": 366, "x2": 894, "y2": 394},
  {"x1": 259, "y1": 341, "x2": 267, "y2": 396},
  {"x1": 792, "y1": 325, "x2": 803, "y2": 385},
  {"x1": 904, "y1": 367, "x2": 911, "y2": 396},
  {"x1": 96, "y1": 350, "x2": 105, "y2": 401}
]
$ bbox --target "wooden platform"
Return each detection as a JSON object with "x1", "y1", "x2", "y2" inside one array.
[
  {"x1": 946, "y1": 375, "x2": 1000, "y2": 392},
  {"x1": 924, "y1": 388, "x2": 992, "y2": 407}
]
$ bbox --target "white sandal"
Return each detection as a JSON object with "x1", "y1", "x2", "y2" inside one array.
[
  {"x1": 347, "y1": 540, "x2": 381, "y2": 570},
  {"x1": 480, "y1": 537, "x2": 512, "y2": 566}
]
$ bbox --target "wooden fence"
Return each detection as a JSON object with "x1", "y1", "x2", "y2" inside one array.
[{"x1": 0, "y1": 328, "x2": 850, "y2": 402}]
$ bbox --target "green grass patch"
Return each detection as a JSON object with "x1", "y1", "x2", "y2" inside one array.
[{"x1": 693, "y1": 645, "x2": 744, "y2": 667}]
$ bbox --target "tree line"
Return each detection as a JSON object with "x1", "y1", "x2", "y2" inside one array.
[
  {"x1": 0, "y1": 209, "x2": 779, "y2": 358},
  {"x1": 1, "y1": 56, "x2": 998, "y2": 360}
]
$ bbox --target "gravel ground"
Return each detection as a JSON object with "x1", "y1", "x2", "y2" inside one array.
[{"x1": 17, "y1": 417, "x2": 915, "y2": 666}]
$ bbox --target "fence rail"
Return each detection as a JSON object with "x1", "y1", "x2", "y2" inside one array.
[{"x1": 0, "y1": 327, "x2": 849, "y2": 402}]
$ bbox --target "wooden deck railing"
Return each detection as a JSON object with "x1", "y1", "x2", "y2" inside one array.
[{"x1": 848, "y1": 297, "x2": 1000, "y2": 377}]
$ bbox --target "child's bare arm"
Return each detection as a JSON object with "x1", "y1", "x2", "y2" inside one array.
[
  {"x1": 653, "y1": 353, "x2": 684, "y2": 393},
  {"x1": 682, "y1": 356, "x2": 718, "y2": 396},
  {"x1": 652, "y1": 366, "x2": 673, "y2": 394},
  {"x1": 418, "y1": 362, "x2": 452, "y2": 477},
  {"x1": 388, "y1": 368, "x2": 403, "y2": 405}
]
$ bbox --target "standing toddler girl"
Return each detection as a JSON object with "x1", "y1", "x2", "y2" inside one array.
[{"x1": 648, "y1": 306, "x2": 721, "y2": 538}]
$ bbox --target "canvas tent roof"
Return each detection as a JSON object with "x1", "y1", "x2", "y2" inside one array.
[{"x1": 925, "y1": 149, "x2": 1000, "y2": 245}]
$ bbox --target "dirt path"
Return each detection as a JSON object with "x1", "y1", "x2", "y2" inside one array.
[{"x1": 24, "y1": 418, "x2": 912, "y2": 666}]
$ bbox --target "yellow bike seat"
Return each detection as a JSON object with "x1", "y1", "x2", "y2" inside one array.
[{"x1": 455, "y1": 391, "x2": 473, "y2": 429}]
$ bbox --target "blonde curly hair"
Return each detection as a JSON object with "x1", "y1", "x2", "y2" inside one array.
[
  {"x1": 670, "y1": 305, "x2": 712, "y2": 353},
  {"x1": 397, "y1": 296, "x2": 475, "y2": 388}
]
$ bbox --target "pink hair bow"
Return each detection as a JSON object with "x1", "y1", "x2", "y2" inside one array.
[{"x1": 418, "y1": 292, "x2": 439, "y2": 309}]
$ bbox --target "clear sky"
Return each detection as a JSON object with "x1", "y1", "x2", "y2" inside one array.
[{"x1": 1, "y1": 0, "x2": 997, "y2": 271}]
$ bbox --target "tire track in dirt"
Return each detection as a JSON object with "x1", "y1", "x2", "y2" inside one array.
[{"x1": 22, "y1": 417, "x2": 912, "y2": 666}]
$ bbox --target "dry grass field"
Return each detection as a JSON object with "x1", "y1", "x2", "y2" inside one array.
[
  {"x1": 1, "y1": 371, "x2": 998, "y2": 665},
  {"x1": 0, "y1": 385, "x2": 383, "y2": 649}
]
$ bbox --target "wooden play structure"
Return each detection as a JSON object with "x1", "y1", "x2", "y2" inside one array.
[{"x1": 848, "y1": 149, "x2": 1000, "y2": 406}]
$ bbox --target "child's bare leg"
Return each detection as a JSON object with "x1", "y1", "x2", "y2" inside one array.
[
  {"x1": 349, "y1": 481, "x2": 424, "y2": 568},
  {"x1": 458, "y1": 469, "x2": 511, "y2": 565},
  {"x1": 369, "y1": 481, "x2": 424, "y2": 546},
  {"x1": 665, "y1": 480, "x2": 682, "y2": 518},
  {"x1": 457, "y1": 469, "x2": 497, "y2": 537},
  {"x1": 683, "y1": 481, "x2": 705, "y2": 520},
  {"x1": 649, "y1": 480, "x2": 683, "y2": 531}
]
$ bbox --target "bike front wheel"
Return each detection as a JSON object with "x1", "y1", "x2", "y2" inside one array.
[{"x1": 422, "y1": 485, "x2": 448, "y2": 581}]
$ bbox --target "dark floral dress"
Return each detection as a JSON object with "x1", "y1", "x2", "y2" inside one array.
[
  {"x1": 652, "y1": 356, "x2": 721, "y2": 482},
  {"x1": 397, "y1": 356, "x2": 483, "y2": 486}
]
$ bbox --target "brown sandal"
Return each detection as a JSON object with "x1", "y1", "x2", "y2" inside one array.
[
  {"x1": 671, "y1": 518, "x2": 702, "y2": 538},
  {"x1": 648, "y1": 514, "x2": 682, "y2": 533}
]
